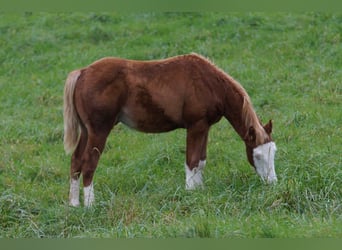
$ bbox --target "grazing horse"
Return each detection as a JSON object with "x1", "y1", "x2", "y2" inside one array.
[{"x1": 64, "y1": 53, "x2": 277, "y2": 207}]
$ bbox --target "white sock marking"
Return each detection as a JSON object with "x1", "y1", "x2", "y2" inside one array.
[
  {"x1": 185, "y1": 162, "x2": 204, "y2": 190},
  {"x1": 199, "y1": 160, "x2": 206, "y2": 169},
  {"x1": 69, "y1": 178, "x2": 80, "y2": 207},
  {"x1": 84, "y1": 182, "x2": 95, "y2": 207}
]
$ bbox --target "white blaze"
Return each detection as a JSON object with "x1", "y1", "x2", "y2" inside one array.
[{"x1": 253, "y1": 142, "x2": 277, "y2": 183}]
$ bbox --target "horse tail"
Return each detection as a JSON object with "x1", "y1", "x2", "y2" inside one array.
[{"x1": 63, "y1": 70, "x2": 81, "y2": 154}]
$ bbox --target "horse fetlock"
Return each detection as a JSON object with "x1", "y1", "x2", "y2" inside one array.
[
  {"x1": 69, "y1": 178, "x2": 80, "y2": 206},
  {"x1": 84, "y1": 182, "x2": 95, "y2": 207},
  {"x1": 185, "y1": 163, "x2": 204, "y2": 190}
]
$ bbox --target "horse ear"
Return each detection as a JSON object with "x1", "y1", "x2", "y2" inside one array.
[
  {"x1": 245, "y1": 126, "x2": 256, "y2": 143},
  {"x1": 264, "y1": 120, "x2": 273, "y2": 134}
]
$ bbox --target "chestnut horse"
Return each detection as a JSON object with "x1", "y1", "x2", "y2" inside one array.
[{"x1": 64, "y1": 53, "x2": 277, "y2": 207}]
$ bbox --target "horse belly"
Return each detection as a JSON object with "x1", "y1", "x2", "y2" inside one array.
[{"x1": 118, "y1": 105, "x2": 182, "y2": 133}]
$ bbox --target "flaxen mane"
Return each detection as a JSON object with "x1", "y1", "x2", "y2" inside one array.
[{"x1": 190, "y1": 53, "x2": 267, "y2": 145}]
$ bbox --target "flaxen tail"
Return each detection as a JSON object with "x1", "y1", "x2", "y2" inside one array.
[{"x1": 63, "y1": 70, "x2": 81, "y2": 154}]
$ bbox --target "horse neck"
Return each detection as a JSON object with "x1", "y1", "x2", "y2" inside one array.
[
  {"x1": 223, "y1": 96, "x2": 249, "y2": 140},
  {"x1": 222, "y1": 79, "x2": 266, "y2": 144}
]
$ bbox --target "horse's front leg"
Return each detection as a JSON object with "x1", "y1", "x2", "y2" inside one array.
[{"x1": 185, "y1": 122, "x2": 209, "y2": 190}]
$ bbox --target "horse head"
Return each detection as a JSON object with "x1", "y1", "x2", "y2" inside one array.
[{"x1": 244, "y1": 120, "x2": 277, "y2": 184}]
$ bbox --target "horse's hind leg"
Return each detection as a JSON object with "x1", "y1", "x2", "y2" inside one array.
[
  {"x1": 69, "y1": 127, "x2": 88, "y2": 207},
  {"x1": 199, "y1": 131, "x2": 209, "y2": 170},
  {"x1": 81, "y1": 130, "x2": 110, "y2": 207}
]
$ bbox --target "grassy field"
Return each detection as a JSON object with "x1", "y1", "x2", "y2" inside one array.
[{"x1": 0, "y1": 12, "x2": 341, "y2": 238}]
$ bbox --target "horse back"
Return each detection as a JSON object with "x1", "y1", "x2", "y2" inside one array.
[{"x1": 75, "y1": 56, "x2": 226, "y2": 133}]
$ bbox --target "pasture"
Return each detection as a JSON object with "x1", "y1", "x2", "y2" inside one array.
[{"x1": 0, "y1": 12, "x2": 341, "y2": 238}]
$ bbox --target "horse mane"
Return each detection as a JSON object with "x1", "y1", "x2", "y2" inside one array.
[
  {"x1": 188, "y1": 53, "x2": 268, "y2": 145},
  {"x1": 242, "y1": 96, "x2": 268, "y2": 145}
]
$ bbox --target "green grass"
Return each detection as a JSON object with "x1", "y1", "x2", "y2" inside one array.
[{"x1": 0, "y1": 12, "x2": 341, "y2": 238}]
